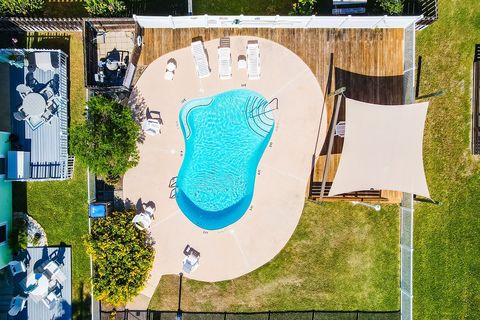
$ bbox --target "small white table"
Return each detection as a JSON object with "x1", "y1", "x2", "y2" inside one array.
[
  {"x1": 25, "y1": 273, "x2": 49, "y2": 303},
  {"x1": 166, "y1": 62, "x2": 176, "y2": 72},
  {"x1": 22, "y1": 93, "x2": 46, "y2": 117}
]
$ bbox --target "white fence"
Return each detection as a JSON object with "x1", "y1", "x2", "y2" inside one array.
[
  {"x1": 400, "y1": 193, "x2": 414, "y2": 320},
  {"x1": 134, "y1": 14, "x2": 421, "y2": 29}
]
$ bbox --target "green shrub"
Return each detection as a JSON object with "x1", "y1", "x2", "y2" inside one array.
[
  {"x1": 290, "y1": 0, "x2": 317, "y2": 15},
  {"x1": 9, "y1": 217, "x2": 28, "y2": 254},
  {"x1": 70, "y1": 95, "x2": 140, "y2": 184},
  {"x1": 84, "y1": 0, "x2": 126, "y2": 17},
  {"x1": 370, "y1": 0, "x2": 404, "y2": 15},
  {"x1": 84, "y1": 210, "x2": 155, "y2": 306},
  {"x1": 0, "y1": 0, "x2": 44, "y2": 16}
]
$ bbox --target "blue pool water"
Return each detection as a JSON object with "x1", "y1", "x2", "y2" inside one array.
[{"x1": 176, "y1": 89, "x2": 274, "y2": 230}]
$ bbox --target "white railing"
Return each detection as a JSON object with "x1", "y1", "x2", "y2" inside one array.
[{"x1": 134, "y1": 15, "x2": 422, "y2": 30}]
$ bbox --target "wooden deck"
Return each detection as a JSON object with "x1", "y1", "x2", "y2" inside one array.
[{"x1": 138, "y1": 27, "x2": 405, "y2": 203}]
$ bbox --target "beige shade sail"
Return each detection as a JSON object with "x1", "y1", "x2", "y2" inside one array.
[{"x1": 329, "y1": 98, "x2": 430, "y2": 198}]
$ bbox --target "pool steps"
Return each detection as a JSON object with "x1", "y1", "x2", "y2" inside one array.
[{"x1": 245, "y1": 96, "x2": 275, "y2": 137}]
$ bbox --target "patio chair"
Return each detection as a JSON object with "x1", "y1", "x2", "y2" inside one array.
[
  {"x1": 8, "y1": 295, "x2": 27, "y2": 316},
  {"x1": 132, "y1": 213, "x2": 152, "y2": 230},
  {"x1": 40, "y1": 85, "x2": 55, "y2": 102},
  {"x1": 182, "y1": 254, "x2": 199, "y2": 274},
  {"x1": 164, "y1": 70, "x2": 174, "y2": 81},
  {"x1": 41, "y1": 291, "x2": 60, "y2": 310},
  {"x1": 13, "y1": 110, "x2": 27, "y2": 121},
  {"x1": 334, "y1": 121, "x2": 346, "y2": 138},
  {"x1": 218, "y1": 47, "x2": 232, "y2": 80},
  {"x1": 247, "y1": 41, "x2": 261, "y2": 80},
  {"x1": 16, "y1": 84, "x2": 32, "y2": 99},
  {"x1": 191, "y1": 40, "x2": 211, "y2": 78},
  {"x1": 142, "y1": 119, "x2": 161, "y2": 136},
  {"x1": 238, "y1": 55, "x2": 247, "y2": 69},
  {"x1": 43, "y1": 261, "x2": 60, "y2": 279},
  {"x1": 8, "y1": 260, "x2": 26, "y2": 276},
  {"x1": 25, "y1": 72, "x2": 38, "y2": 88},
  {"x1": 144, "y1": 204, "x2": 155, "y2": 219}
]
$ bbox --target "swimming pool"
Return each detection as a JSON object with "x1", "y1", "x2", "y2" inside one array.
[{"x1": 176, "y1": 89, "x2": 274, "y2": 230}]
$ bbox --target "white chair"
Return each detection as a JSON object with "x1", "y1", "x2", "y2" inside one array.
[
  {"x1": 247, "y1": 41, "x2": 261, "y2": 80},
  {"x1": 132, "y1": 213, "x2": 152, "y2": 230},
  {"x1": 182, "y1": 254, "x2": 199, "y2": 274},
  {"x1": 191, "y1": 40, "x2": 211, "y2": 78},
  {"x1": 334, "y1": 121, "x2": 346, "y2": 138},
  {"x1": 41, "y1": 291, "x2": 60, "y2": 310},
  {"x1": 164, "y1": 70, "x2": 174, "y2": 81},
  {"x1": 144, "y1": 205, "x2": 155, "y2": 219},
  {"x1": 8, "y1": 296, "x2": 27, "y2": 316},
  {"x1": 142, "y1": 119, "x2": 161, "y2": 136},
  {"x1": 8, "y1": 260, "x2": 26, "y2": 276},
  {"x1": 218, "y1": 47, "x2": 232, "y2": 80},
  {"x1": 16, "y1": 84, "x2": 32, "y2": 99},
  {"x1": 43, "y1": 261, "x2": 60, "y2": 278}
]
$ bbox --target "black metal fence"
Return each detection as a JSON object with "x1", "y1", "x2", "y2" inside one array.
[
  {"x1": 472, "y1": 45, "x2": 480, "y2": 154},
  {"x1": 101, "y1": 310, "x2": 401, "y2": 320},
  {"x1": 403, "y1": 0, "x2": 439, "y2": 30}
]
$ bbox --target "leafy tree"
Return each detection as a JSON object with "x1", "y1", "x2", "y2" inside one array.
[
  {"x1": 0, "y1": 0, "x2": 44, "y2": 16},
  {"x1": 85, "y1": 210, "x2": 155, "y2": 307},
  {"x1": 370, "y1": 0, "x2": 404, "y2": 15},
  {"x1": 84, "y1": 0, "x2": 126, "y2": 17},
  {"x1": 290, "y1": 0, "x2": 317, "y2": 15},
  {"x1": 70, "y1": 95, "x2": 140, "y2": 184}
]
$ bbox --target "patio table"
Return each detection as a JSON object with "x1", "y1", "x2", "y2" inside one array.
[
  {"x1": 24, "y1": 272, "x2": 49, "y2": 302},
  {"x1": 22, "y1": 93, "x2": 46, "y2": 117}
]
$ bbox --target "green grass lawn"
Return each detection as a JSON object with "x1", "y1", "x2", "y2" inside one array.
[
  {"x1": 150, "y1": 201, "x2": 400, "y2": 311},
  {"x1": 14, "y1": 32, "x2": 91, "y2": 319},
  {"x1": 414, "y1": 0, "x2": 480, "y2": 318},
  {"x1": 193, "y1": 0, "x2": 294, "y2": 15}
]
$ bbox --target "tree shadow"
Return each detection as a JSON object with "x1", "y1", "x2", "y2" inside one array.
[{"x1": 129, "y1": 87, "x2": 147, "y2": 144}]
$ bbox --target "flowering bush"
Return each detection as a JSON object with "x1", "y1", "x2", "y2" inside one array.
[
  {"x1": 85, "y1": 210, "x2": 154, "y2": 306},
  {"x1": 0, "y1": 0, "x2": 44, "y2": 16},
  {"x1": 84, "y1": 0, "x2": 126, "y2": 17},
  {"x1": 290, "y1": 0, "x2": 317, "y2": 15}
]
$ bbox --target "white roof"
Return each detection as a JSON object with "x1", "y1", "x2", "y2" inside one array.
[{"x1": 329, "y1": 98, "x2": 430, "y2": 198}]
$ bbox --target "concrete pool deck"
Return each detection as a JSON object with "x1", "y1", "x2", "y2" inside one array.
[{"x1": 123, "y1": 36, "x2": 326, "y2": 308}]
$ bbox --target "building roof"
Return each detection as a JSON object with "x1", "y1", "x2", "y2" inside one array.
[{"x1": 329, "y1": 98, "x2": 430, "y2": 198}]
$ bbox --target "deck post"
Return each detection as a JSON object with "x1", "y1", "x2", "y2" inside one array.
[{"x1": 319, "y1": 87, "x2": 345, "y2": 199}]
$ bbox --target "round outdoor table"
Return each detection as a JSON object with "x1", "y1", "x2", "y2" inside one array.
[
  {"x1": 22, "y1": 93, "x2": 46, "y2": 117},
  {"x1": 106, "y1": 60, "x2": 119, "y2": 71},
  {"x1": 25, "y1": 273, "x2": 49, "y2": 302}
]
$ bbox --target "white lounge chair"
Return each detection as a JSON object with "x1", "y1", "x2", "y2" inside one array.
[
  {"x1": 34, "y1": 52, "x2": 55, "y2": 72},
  {"x1": 142, "y1": 119, "x2": 161, "y2": 136},
  {"x1": 144, "y1": 204, "x2": 155, "y2": 219},
  {"x1": 132, "y1": 213, "x2": 152, "y2": 230},
  {"x1": 218, "y1": 47, "x2": 232, "y2": 80},
  {"x1": 191, "y1": 40, "x2": 211, "y2": 79},
  {"x1": 8, "y1": 296, "x2": 27, "y2": 316},
  {"x1": 164, "y1": 70, "x2": 174, "y2": 81},
  {"x1": 8, "y1": 260, "x2": 26, "y2": 276},
  {"x1": 247, "y1": 41, "x2": 261, "y2": 80}
]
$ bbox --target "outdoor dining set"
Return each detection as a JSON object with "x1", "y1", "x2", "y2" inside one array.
[
  {"x1": 7, "y1": 257, "x2": 66, "y2": 316},
  {"x1": 14, "y1": 52, "x2": 60, "y2": 130}
]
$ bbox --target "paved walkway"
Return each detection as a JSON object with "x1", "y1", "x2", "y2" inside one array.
[{"x1": 124, "y1": 36, "x2": 326, "y2": 309}]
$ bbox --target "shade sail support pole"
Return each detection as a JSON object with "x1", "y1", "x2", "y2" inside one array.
[{"x1": 319, "y1": 87, "x2": 345, "y2": 199}]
